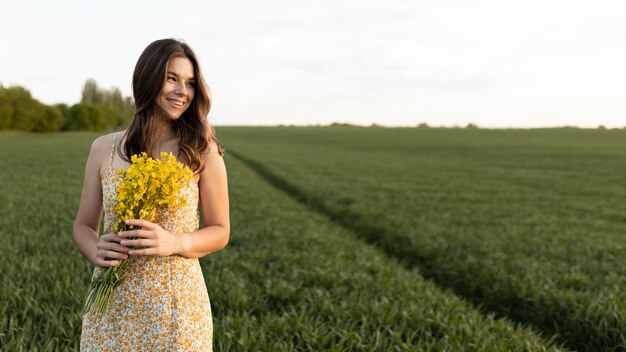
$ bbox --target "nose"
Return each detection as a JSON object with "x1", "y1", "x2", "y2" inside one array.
[{"x1": 175, "y1": 82, "x2": 187, "y2": 96}]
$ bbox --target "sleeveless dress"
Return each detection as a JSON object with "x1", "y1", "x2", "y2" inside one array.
[{"x1": 80, "y1": 132, "x2": 213, "y2": 351}]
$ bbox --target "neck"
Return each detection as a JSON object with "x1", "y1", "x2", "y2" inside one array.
[{"x1": 156, "y1": 116, "x2": 177, "y2": 142}]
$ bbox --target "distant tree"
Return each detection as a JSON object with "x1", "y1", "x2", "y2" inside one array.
[
  {"x1": 0, "y1": 80, "x2": 133, "y2": 132},
  {"x1": 0, "y1": 85, "x2": 66, "y2": 131},
  {"x1": 81, "y1": 79, "x2": 102, "y2": 105},
  {"x1": 100, "y1": 105, "x2": 127, "y2": 130},
  {"x1": 0, "y1": 85, "x2": 14, "y2": 129},
  {"x1": 33, "y1": 105, "x2": 64, "y2": 132},
  {"x1": 8, "y1": 86, "x2": 47, "y2": 131},
  {"x1": 417, "y1": 122, "x2": 429, "y2": 128},
  {"x1": 55, "y1": 103, "x2": 70, "y2": 130},
  {"x1": 466, "y1": 123, "x2": 479, "y2": 129},
  {"x1": 87, "y1": 105, "x2": 108, "y2": 131},
  {"x1": 330, "y1": 122, "x2": 356, "y2": 127},
  {"x1": 597, "y1": 124, "x2": 606, "y2": 129},
  {"x1": 122, "y1": 96, "x2": 134, "y2": 116},
  {"x1": 64, "y1": 104, "x2": 90, "y2": 130},
  {"x1": 80, "y1": 79, "x2": 134, "y2": 128},
  {"x1": 105, "y1": 87, "x2": 122, "y2": 107}
]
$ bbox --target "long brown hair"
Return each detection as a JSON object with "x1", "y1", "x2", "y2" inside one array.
[{"x1": 121, "y1": 38, "x2": 223, "y2": 175}]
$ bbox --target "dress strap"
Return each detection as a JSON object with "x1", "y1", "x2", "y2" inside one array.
[{"x1": 108, "y1": 132, "x2": 117, "y2": 169}]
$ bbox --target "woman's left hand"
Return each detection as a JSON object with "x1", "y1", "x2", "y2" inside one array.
[{"x1": 118, "y1": 219, "x2": 180, "y2": 257}]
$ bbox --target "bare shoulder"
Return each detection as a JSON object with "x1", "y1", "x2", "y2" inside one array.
[
  {"x1": 198, "y1": 138, "x2": 226, "y2": 180},
  {"x1": 91, "y1": 130, "x2": 126, "y2": 152},
  {"x1": 202, "y1": 138, "x2": 225, "y2": 159},
  {"x1": 89, "y1": 130, "x2": 127, "y2": 173},
  {"x1": 88, "y1": 132, "x2": 110, "y2": 158}
]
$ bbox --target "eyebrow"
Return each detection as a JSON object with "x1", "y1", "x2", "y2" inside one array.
[{"x1": 167, "y1": 71, "x2": 195, "y2": 80}]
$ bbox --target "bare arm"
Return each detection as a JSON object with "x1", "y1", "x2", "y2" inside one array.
[
  {"x1": 177, "y1": 139, "x2": 230, "y2": 258},
  {"x1": 72, "y1": 135, "x2": 129, "y2": 266}
]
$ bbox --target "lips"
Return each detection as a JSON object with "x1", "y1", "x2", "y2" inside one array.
[{"x1": 167, "y1": 98, "x2": 185, "y2": 107}]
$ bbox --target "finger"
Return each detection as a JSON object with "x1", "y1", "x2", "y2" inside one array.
[
  {"x1": 103, "y1": 233, "x2": 129, "y2": 245},
  {"x1": 116, "y1": 244, "x2": 131, "y2": 253},
  {"x1": 119, "y1": 229, "x2": 151, "y2": 239},
  {"x1": 96, "y1": 258, "x2": 120, "y2": 267},
  {"x1": 128, "y1": 248, "x2": 153, "y2": 256},
  {"x1": 104, "y1": 250, "x2": 129, "y2": 260},
  {"x1": 101, "y1": 235, "x2": 127, "y2": 246},
  {"x1": 121, "y1": 239, "x2": 155, "y2": 248},
  {"x1": 101, "y1": 233, "x2": 121, "y2": 242},
  {"x1": 99, "y1": 238, "x2": 127, "y2": 248},
  {"x1": 101, "y1": 242, "x2": 131, "y2": 253},
  {"x1": 124, "y1": 219, "x2": 155, "y2": 229}
]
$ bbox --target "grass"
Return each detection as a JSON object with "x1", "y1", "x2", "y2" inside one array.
[
  {"x1": 0, "y1": 130, "x2": 567, "y2": 351},
  {"x1": 217, "y1": 126, "x2": 626, "y2": 351}
]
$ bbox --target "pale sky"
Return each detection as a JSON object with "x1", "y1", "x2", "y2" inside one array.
[{"x1": 1, "y1": 0, "x2": 625, "y2": 128}]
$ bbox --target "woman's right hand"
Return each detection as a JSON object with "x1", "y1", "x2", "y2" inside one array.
[{"x1": 93, "y1": 233, "x2": 131, "y2": 267}]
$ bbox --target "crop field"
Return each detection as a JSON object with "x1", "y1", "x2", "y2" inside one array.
[
  {"x1": 218, "y1": 126, "x2": 626, "y2": 352},
  {"x1": 1, "y1": 127, "x2": 624, "y2": 351}
]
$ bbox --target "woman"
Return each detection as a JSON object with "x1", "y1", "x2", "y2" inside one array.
[{"x1": 72, "y1": 38, "x2": 229, "y2": 351}]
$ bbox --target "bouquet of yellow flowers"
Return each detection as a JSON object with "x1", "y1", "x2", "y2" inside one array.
[{"x1": 83, "y1": 152, "x2": 194, "y2": 315}]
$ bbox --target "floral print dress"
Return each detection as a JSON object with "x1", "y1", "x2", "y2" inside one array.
[{"x1": 81, "y1": 132, "x2": 213, "y2": 351}]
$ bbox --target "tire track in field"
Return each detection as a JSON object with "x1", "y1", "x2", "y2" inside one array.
[{"x1": 227, "y1": 148, "x2": 609, "y2": 352}]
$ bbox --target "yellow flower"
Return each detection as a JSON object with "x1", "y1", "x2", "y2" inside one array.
[{"x1": 84, "y1": 151, "x2": 194, "y2": 315}]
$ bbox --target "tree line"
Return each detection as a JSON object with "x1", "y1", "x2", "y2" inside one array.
[{"x1": 0, "y1": 79, "x2": 134, "y2": 132}]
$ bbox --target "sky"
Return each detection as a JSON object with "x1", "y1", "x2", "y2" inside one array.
[{"x1": 1, "y1": 0, "x2": 625, "y2": 128}]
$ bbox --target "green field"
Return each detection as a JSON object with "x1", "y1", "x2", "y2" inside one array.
[{"x1": 1, "y1": 127, "x2": 625, "y2": 351}]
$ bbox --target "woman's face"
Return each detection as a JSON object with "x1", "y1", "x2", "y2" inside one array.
[{"x1": 156, "y1": 56, "x2": 196, "y2": 120}]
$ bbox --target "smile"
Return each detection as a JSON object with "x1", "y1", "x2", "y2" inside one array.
[{"x1": 167, "y1": 99, "x2": 184, "y2": 107}]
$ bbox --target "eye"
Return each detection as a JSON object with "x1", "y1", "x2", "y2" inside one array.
[
  {"x1": 167, "y1": 76, "x2": 176, "y2": 82},
  {"x1": 186, "y1": 81, "x2": 195, "y2": 88}
]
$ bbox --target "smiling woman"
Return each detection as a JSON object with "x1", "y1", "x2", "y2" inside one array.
[
  {"x1": 72, "y1": 38, "x2": 229, "y2": 352},
  {"x1": 156, "y1": 58, "x2": 196, "y2": 119}
]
